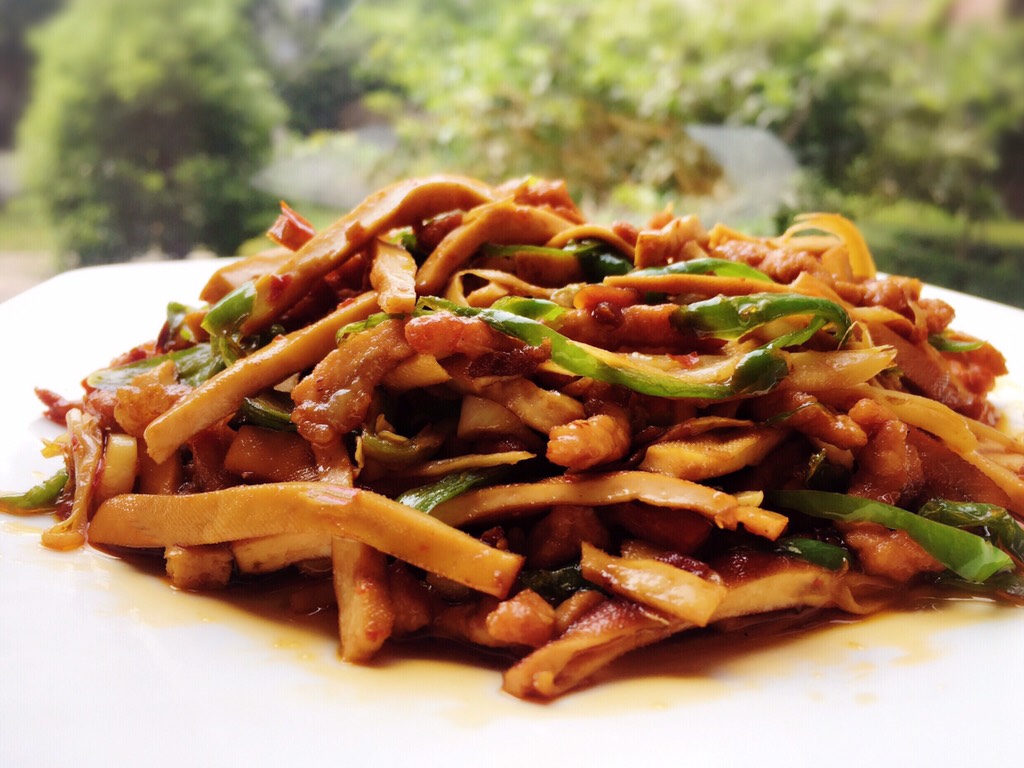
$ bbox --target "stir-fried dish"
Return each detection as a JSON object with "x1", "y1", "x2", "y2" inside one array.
[{"x1": 3, "y1": 175, "x2": 1023, "y2": 699}]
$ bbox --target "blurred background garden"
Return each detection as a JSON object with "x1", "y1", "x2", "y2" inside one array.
[{"x1": 1, "y1": 0, "x2": 1023, "y2": 305}]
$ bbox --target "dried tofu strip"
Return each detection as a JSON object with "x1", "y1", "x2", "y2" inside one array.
[
  {"x1": 580, "y1": 542, "x2": 726, "y2": 625},
  {"x1": 200, "y1": 248, "x2": 292, "y2": 304},
  {"x1": 88, "y1": 482, "x2": 523, "y2": 598},
  {"x1": 381, "y1": 354, "x2": 452, "y2": 391},
  {"x1": 42, "y1": 409, "x2": 103, "y2": 550},
  {"x1": 544, "y1": 224, "x2": 636, "y2": 260},
  {"x1": 781, "y1": 348, "x2": 897, "y2": 392},
  {"x1": 369, "y1": 238, "x2": 417, "y2": 314},
  {"x1": 605, "y1": 272, "x2": 795, "y2": 296},
  {"x1": 444, "y1": 268, "x2": 557, "y2": 307},
  {"x1": 401, "y1": 450, "x2": 535, "y2": 480},
  {"x1": 504, "y1": 556, "x2": 854, "y2": 699},
  {"x1": 231, "y1": 532, "x2": 331, "y2": 575},
  {"x1": 332, "y1": 538, "x2": 394, "y2": 663},
  {"x1": 237, "y1": 175, "x2": 494, "y2": 333},
  {"x1": 640, "y1": 427, "x2": 785, "y2": 481},
  {"x1": 478, "y1": 377, "x2": 586, "y2": 433},
  {"x1": 780, "y1": 213, "x2": 877, "y2": 280},
  {"x1": 165, "y1": 544, "x2": 233, "y2": 589},
  {"x1": 429, "y1": 471, "x2": 788, "y2": 540},
  {"x1": 144, "y1": 291, "x2": 379, "y2": 464},
  {"x1": 416, "y1": 200, "x2": 576, "y2": 295}
]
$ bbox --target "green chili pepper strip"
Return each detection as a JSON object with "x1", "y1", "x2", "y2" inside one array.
[
  {"x1": 87, "y1": 343, "x2": 224, "y2": 390},
  {"x1": 397, "y1": 467, "x2": 505, "y2": 513},
  {"x1": 675, "y1": 293, "x2": 851, "y2": 345},
  {"x1": 418, "y1": 295, "x2": 803, "y2": 398},
  {"x1": 775, "y1": 537, "x2": 850, "y2": 571},
  {"x1": 202, "y1": 281, "x2": 256, "y2": 337},
  {"x1": 928, "y1": 333, "x2": 985, "y2": 353},
  {"x1": 162, "y1": 302, "x2": 198, "y2": 346},
  {"x1": 570, "y1": 241, "x2": 633, "y2": 280},
  {"x1": 362, "y1": 423, "x2": 448, "y2": 469},
  {"x1": 0, "y1": 468, "x2": 69, "y2": 514},
  {"x1": 418, "y1": 296, "x2": 737, "y2": 398},
  {"x1": 631, "y1": 257, "x2": 774, "y2": 283},
  {"x1": 483, "y1": 240, "x2": 634, "y2": 281},
  {"x1": 767, "y1": 490, "x2": 1012, "y2": 582},
  {"x1": 337, "y1": 313, "x2": 403, "y2": 343},
  {"x1": 239, "y1": 392, "x2": 296, "y2": 431},
  {"x1": 917, "y1": 499, "x2": 1024, "y2": 563},
  {"x1": 517, "y1": 563, "x2": 599, "y2": 606}
]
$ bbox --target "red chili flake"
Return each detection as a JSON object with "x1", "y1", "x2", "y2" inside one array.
[
  {"x1": 267, "y1": 201, "x2": 316, "y2": 251},
  {"x1": 267, "y1": 273, "x2": 292, "y2": 303}
]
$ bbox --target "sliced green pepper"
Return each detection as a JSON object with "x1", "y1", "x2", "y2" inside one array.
[
  {"x1": 776, "y1": 536, "x2": 850, "y2": 571},
  {"x1": 483, "y1": 240, "x2": 634, "y2": 281},
  {"x1": 674, "y1": 293, "x2": 851, "y2": 345},
  {"x1": 201, "y1": 281, "x2": 256, "y2": 337},
  {"x1": 516, "y1": 563, "x2": 598, "y2": 606},
  {"x1": 917, "y1": 499, "x2": 1024, "y2": 563},
  {"x1": 0, "y1": 468, "x2": 69, "y2": 513},
  {"x1": 160, "y1": 301, "x2": 198, "y2": 349},
  {"x1": 397, "y1": 467, "x2": 505, "y2": 513},
  {"x1": 569, "y1": 241, "x2": 634, "y2": 280},
  {"x1": 928, "y1": 333, "x2": 985, "y2": 353},
  {"x1": 416, "y1": 295, "x2": 813, "y2": 399},
  {"x1": 336, "y1": 313, "x2": 403, "y2": 343},
  {"x1": 767, "y1": 490, "x2": 1013, "y2": 582},
  {"x1": 630, "y1": 257, "x2": 774, "y2": 283},
  {"x1": 361, "y1": 422, "x2": 448, "y2": 469},
  {"x1": 87, "y1": 343, "x2": 224, "y2": 390},
  {"x1": 238, "y1": 391, "x2": 296, "y2": 431}
]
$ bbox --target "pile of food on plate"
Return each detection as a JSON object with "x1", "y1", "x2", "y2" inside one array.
[{"x1": 3, "y1": 174, "x2": 1023, "y2": 699}]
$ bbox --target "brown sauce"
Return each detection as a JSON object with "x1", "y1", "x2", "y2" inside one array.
[
  {"x1": 99, "y1": 549, "x2": 1020, "y2": 717},
  {"x1": 5, "y1": 521, "x2": 1020, "y2": 719}
]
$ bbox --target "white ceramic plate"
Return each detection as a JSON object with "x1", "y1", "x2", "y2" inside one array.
[{"x1": 2, "y1": 261, "x2": 1022, "y2": 767}]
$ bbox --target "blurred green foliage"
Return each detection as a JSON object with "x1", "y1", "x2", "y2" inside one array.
[
  {"x1": 17, "y1": 0, "x2": 285, "y2": 265},
  {"x1": 246, "y1": 0, "x2": 373, "y2": 135},
  {"x1": 0, "y1": 0, "x2": 62, "y2": 146},
  {"x1": 9, "y1": 0, "x2": 1024, "y2": 294},
  {"x1": 348, "y1": 0, "x2": 1024, "y2": 220}
]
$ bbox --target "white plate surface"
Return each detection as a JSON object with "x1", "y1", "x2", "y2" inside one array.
[{"x1": 1, "y1": 261, "x2": 1022, "y2": 767}]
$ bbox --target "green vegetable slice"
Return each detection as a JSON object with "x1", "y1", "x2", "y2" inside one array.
[
  {"x1": 417, "y1": 296, "x2": 797, "y2": 399},
  {"x1": 362, "y1": 423, "x2": 448, "y2": 469},
  {"x1": 238, "y1": 392, "x2": 296, "y2": 431},
  {"x1": 87, "y1": 343, "x2": 224, "y2": 389},
  {"x1": 160, "y1": 301, "x2": 198, "y2": 347},
  {"x1": 202, "y1": 281, "x2": 256, "y2": 337},
  {"x1": 0, "y1": 468, "x2": 69, "y2": 513},
  {"x1": 675, "y1": 293, "x2": 851, "y2": 344},
  {"x1": 336, "y1": 312, "x2": 403, "y2": 343},
  {"x1": 483, "y1": 239, "x2": 634, "y2": 281},
  {"x1": 928, "y1": 333, "x2": 985, "y2": 353},
  {"x1": 767, "y1": 490, "x2": 1013, "y2": 582},
  {"x1": 517, "y1": 563, "x2": 598, "y2": 606},
  {"x1": 569, "y1": 241, "x2": 633, "y2": 280},
  {"x1": 775, "y1": 537, "x2": 850, "y2": 571},
  {"x1": 917, "y1": 499, "x2": 1024, "y2": 563},
  {"x1": 630, "y1": 257, "x2": 774, "y2": 283},
  {"x1": 397, "y1": 467, "x2": 505, "y2": 513}
]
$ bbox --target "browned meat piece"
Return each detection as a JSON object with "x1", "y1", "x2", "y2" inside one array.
[
  {"x1": 291, "y1": 319, "x2": 414, "y2": 445},
  {"x1": 869, "y1": 322, "x2": 989, "y2": 420},
  {"x1": 546, "y1": 404, "x2": 632, "y2": 471},
  {"x1": 841, "y1": 523, "x2": 944, "y2": 582}
]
